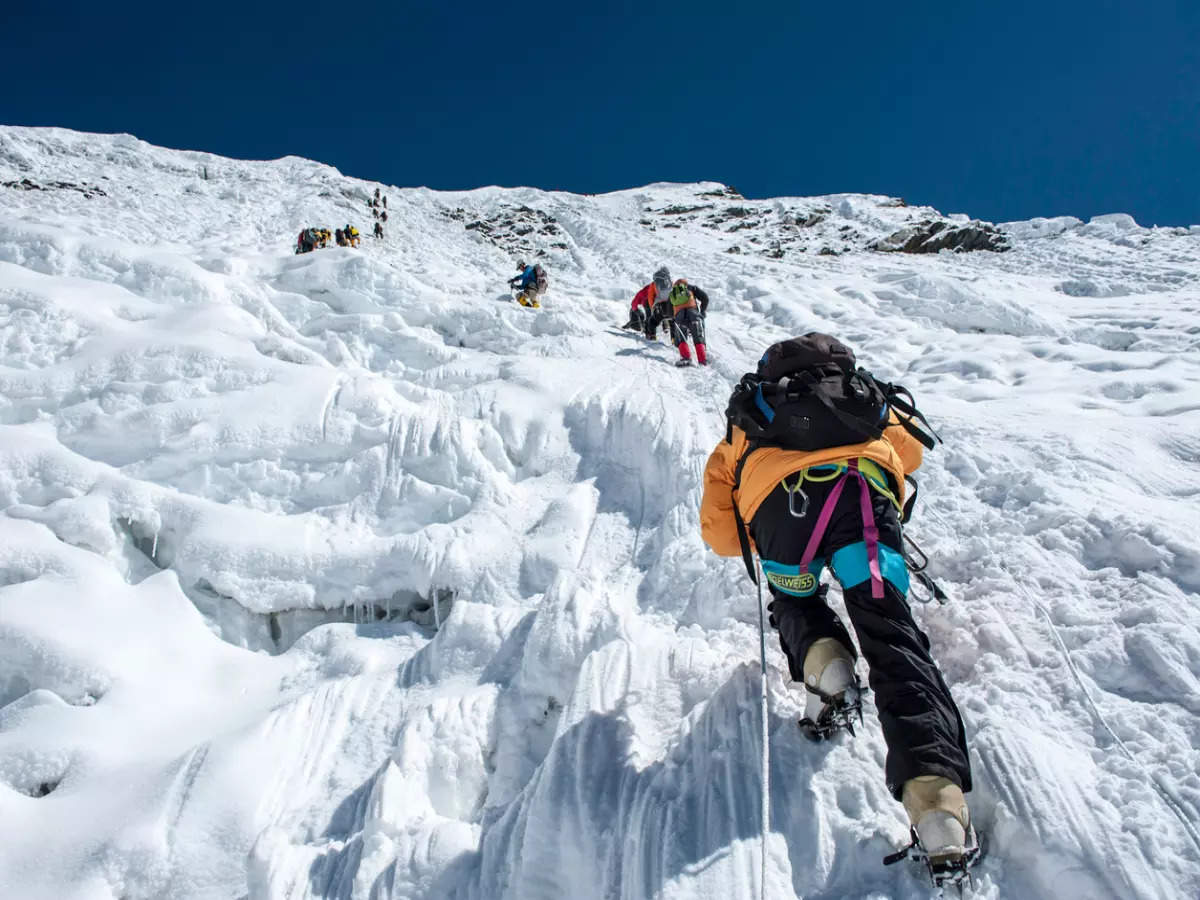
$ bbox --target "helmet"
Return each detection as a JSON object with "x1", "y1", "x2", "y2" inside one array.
[
  {"x1": 516, "y1": 260, "x2": 527, "y2": 270},
  {"x1": 653, "y1": 267, "x2": 672, "y2": 295}
]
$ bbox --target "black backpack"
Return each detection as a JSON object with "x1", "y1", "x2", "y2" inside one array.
[
  {"x1": 724, "y1": 334, "x2": 941, "y2": 585},
  {"x1": 725, "y1": 333, "x2": 938, "y2": 459}
]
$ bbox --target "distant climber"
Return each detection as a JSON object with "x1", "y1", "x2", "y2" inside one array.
[
  {"x1": 382, "y1": 195, "x2": 387, "y2": 209},
  {"x1": 509, "y1": 259, "x2": 548, "y2": 308},
  {"x1": 380, "y1": 210, "x2": 388, "y2": 223},
  {"x1": 374, "y1": 221, "x2": 384, "y2": 239},
  {"x1": 335, "y1": 228, "x2": 346, "y2": 247},
  {"x1": 625, "y1": 267, "x2": 709, "y2": 366},
  {"x1": 345, "y1": 224, "x2": 360, "y2": 248},
  {"x1": 623, "y1": 266, "x2": 671, "y2": 334},
  {"x1": 296, "y1": 227, "x2": 325, "y2": 254},
  {"x1": 662, "y1": 278, "x2": 709, "y2": 366}
]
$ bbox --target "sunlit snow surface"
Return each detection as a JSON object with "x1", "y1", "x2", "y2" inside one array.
[{"x1": 1, "y1": 128, "x2": 1198, "y2": 899}]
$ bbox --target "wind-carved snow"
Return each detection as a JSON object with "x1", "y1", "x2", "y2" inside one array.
[{"x1": 0, "y1": 127, "x2": 1198, "y2": 899}]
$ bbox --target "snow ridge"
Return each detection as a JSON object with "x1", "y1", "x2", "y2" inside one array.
[{"x1": 0, "y1": 127, "x2": 1198, "y2": 900}]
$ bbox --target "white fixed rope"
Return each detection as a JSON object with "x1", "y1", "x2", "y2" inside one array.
[{"x1": 755, "y1": 559, "x2": 771, "y2": 900}]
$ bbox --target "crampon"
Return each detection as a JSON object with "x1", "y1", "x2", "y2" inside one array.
[
  {"x1": 883, "y1": 824, "x2": 983, "y2": 896},
  {"x1": 797, "y1": 677, "x2": 865, "y2": 741}
]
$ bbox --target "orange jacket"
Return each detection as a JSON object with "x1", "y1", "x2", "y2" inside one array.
[
  {"x1": 631, "y1": 282, "x2": 659, "y2": 311},
  {"x1": 699, "y1": 414, "x2": 925, "y2": 558}
]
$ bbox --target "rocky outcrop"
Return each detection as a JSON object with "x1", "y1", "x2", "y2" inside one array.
[
  {"x1": 2, "y1": 177, "x2": 107, "y2": 199},
  {"x1": 872, "y1": 219, "x2": 1009, "y2": 254},
  {"x1": 451, "y1": 203, "x2": 569, "y2": 254}
]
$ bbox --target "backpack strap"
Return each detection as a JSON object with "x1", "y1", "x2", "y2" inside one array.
[
  {"x1": 885, "y1": 385, "x2": 941, "y2": 449},
  {"x1": 902, "y1": 474, "x2": 919, "y2": 524},
  {"x1": 731, "y1": 446, "x2": 759, "y2": 584}
]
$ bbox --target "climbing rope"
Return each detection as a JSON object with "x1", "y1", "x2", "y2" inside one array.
[
  {"x1": 755, "y1": 559, "x2": 771, "y2": 899},
  {"x1": 1007, "y1": 571, "x2": 1200, "y2": 855}
]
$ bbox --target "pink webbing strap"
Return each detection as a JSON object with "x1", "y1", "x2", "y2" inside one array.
[
  {"x1": 797, "y1": 461, "x2": 886, "y2": 599},
  {"x1": 798, "y1": 471, "x2": 849, "y2": 570},
  {"x1": 852, "y1": 462, "x2": 886, "y2": 599}
]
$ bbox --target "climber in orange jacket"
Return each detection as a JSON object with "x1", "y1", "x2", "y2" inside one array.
[{"x1": 700, "y1": 333, "x2": 974, "y2": 879}]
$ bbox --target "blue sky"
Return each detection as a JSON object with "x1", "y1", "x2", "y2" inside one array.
[{"x1": 4, "y1": 1, "x2": 1197, "y2": 224}]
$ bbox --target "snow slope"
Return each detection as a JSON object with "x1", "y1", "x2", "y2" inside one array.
[{"x1": 0, "y1": 127, "x2": 1198, "y2": 900}]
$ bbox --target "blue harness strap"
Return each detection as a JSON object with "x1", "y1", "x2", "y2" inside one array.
[{"x1": 831, "y1": 541, "x2": 910, "y2": 594}]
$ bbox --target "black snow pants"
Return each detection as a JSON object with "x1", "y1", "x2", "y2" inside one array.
[
  {"x1": 674, "y1": 307, "x2": 705, "y2": 347},
  {"x1": 645, "y1": 301, "x2": 682, "y2": 343},
  {"x1": 749, "y1": 473, "x2": 973, "y2": 798}
]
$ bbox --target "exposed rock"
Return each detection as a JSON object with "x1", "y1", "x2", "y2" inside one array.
[
  {"x1": 872, "y1": 219, "x2": 1009, "y2": 254},
  {"x1": 660, "y1": 204, "x2": 713, "y2": 216},
  {"x1": 698, "y1": 185, "x2": 744, "y2": 199},
  {"x1": 2, "y1": 177, "x2": 107, "y2": 199},
  {"x1": 455, "y1": 204, "x2": 563, "y2": 258}
]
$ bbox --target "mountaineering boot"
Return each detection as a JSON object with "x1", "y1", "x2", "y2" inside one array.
[
  {"x1": 884, "y1": 776, "x2": 979, "y2": 886},
  {"x1": 695, "y1": 342, "x2": 708, "y2": 365},
  {"x1": 798, "y1": 637, "x2": 862, "y2": 740},
  {"x1": 902, "y1": 776, "x2": 971, "y2": 865}
]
